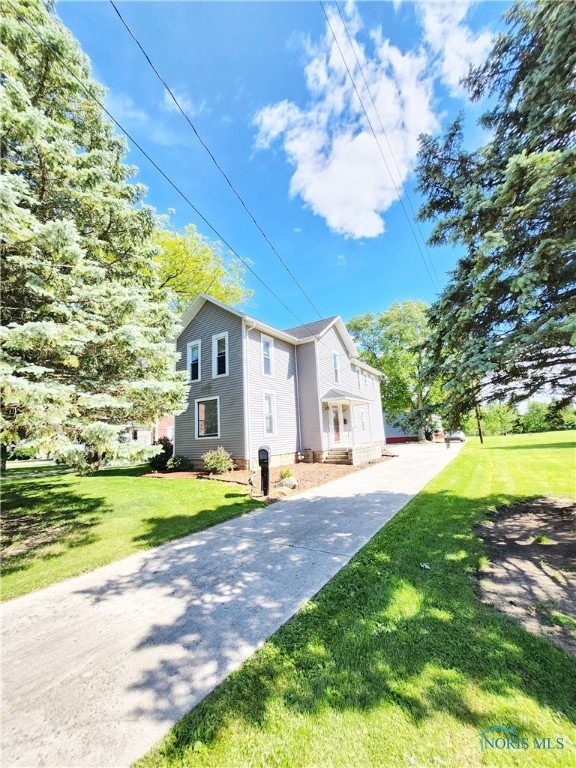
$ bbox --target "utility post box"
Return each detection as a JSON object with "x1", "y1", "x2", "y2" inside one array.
[{"x1": 258, "y1": 447, "x2": 270, "y2": 496}]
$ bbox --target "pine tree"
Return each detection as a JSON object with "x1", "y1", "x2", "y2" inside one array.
[
  {"x1": 416, "y1": 0, "x2": 576, "y2": 418},
  {"x1": 1, "y1": 0, "x2": 187, "y2": 470}
]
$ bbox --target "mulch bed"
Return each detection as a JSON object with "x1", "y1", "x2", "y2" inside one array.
[
  {"x1": 477, "y1": 497, "x2": 576, "y2": 655},
  {"x1": 146, "y1": 453, "x2": 396, "y2": 501}
]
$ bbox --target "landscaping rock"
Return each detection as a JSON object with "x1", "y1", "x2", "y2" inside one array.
[{"x1": 277, "y1": 476, "x2": 299, "y2": 490}]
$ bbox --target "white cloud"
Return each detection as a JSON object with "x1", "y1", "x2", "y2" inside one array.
[
  {"x1": 254, "y1": 1, "x2": 492, "y2": 240},
  {"x1": 161, "y1": 88, "x2": 207, "y2": 118},
  {"x1": 254, "y1": 4, "x2": 438, "y2": 239},
  {"x1": 419, "y1": 2, "x2": 493, "y2": 95},
  {"x1": 336, "y1": 253, "x2": 346, "y2": 266},
  {"x1": 106, "y1": 92, "x2": 194, "y2": 148}
]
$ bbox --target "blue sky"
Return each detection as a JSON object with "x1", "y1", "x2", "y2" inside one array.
[{"x1": 57, "y1": 0, "x2": 511, "y2": 330}]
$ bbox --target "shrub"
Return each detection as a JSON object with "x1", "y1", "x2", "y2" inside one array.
[
  {"x1": 9, "y1": 444, "x2": 36, "y2": 460},
  {"x1": 166, "y1": 455, "x2": 193, "y2": 472},
  {"x1": 279, "y1": 467, "x2": 293, "y2": 480},
  {"x1": 202, "y1": 446, "x2": 234, "y2": 474},
  {"x1": 149, "y1": 437, "x2": 174, "y2": 471}
]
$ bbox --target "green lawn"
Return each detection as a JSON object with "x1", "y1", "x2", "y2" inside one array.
[
  {"x1": 137, "y1": 431, "x2": 576, "y2": 768},
  {"x1": 1, "y1": 466, "x2": 263, "y2": 601}
]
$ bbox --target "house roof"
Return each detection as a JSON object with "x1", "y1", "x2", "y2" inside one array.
[
  {"x1": 179, "y1": 294, "x2": 383, "y2": 376},
  {"x1": 321, "y1": 388, "x2": 374, "y2": 404},
  {"x1": 283, "y1": 317, "x2": 338, "y2": 339}
]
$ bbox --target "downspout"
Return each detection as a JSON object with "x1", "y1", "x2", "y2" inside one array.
[
  {"x1": 294, "y1": 345, "x2": 303, "y2": 456},
  {"x1": 243, "y1": 319, "x2": 255, "y2": 469}
]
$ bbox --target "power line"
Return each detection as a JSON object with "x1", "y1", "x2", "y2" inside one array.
[
  {"x1": 319, "y1": 1, "x2": 440, "y2": 293},
  {"x1": 109, "y1": 0, "x2": 324, "y2": 320},
  {"x1": 334, "y1": 1, "x2": 441, "y2": 286},
  {"x1": 5, "y1": 0, "x2": 320, "y2": 333}
]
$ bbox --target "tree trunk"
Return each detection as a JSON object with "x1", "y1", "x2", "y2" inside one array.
[
  {"x1": 1, "y1": 444, "x2": 7, "y2": 473},
  {"x1": 475, "y1": 403, "x2": 484, "y2": 444}
]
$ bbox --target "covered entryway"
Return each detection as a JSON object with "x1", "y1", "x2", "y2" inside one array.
[{"x1": 321, "y1": 389, "x2": 375, "y2": 463}]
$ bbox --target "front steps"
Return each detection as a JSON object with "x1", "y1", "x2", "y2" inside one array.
[{"x1": 323, "y1": 448, "x2": 352, "y2": 465}]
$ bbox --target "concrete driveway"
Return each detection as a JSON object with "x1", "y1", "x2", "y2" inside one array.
[{"x1": 1, "y1": 442, "x2": 462, "y2": 768}]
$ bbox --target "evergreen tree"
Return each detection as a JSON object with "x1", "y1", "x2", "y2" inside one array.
[
  {"x1": 1, "y1": 0, "x2": 187, "y2": 470},
  {"x1": 416, "y1": 1, "x2": 576, "y2": 420}
]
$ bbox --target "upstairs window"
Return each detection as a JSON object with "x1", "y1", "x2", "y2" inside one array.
[
  {"x1": 187, "y1": 340, "x2": 201, "y2": 382},
  {"x1": 262, "y1": 334, "x2": 274, "y2": 376},
  {"x1": 212, "y1": 332, "x2": 228, "y2": 378},
  {"x1": 333, "y1": 353, "x2": 340, "y2": 384},
  {"x1": 356, "y1": 367, "x2": 361, "y2": 389}
]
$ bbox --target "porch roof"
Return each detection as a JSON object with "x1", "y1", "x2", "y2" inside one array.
[{"x1": 321, "y1": 389, "x2": 373, "y2": 405}]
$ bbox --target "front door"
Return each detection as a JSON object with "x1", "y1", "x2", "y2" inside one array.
[{"x1": 331, "y1": 405, "x2": 342, "y2": 444}]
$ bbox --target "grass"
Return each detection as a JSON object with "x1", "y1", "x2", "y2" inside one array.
[
  {"x1": 137, "y1": 431, "x2": 576, "y2": 768},
  {"x1": 3, "y1": 460, "x2": 71, "y2": 476},
  {"x1": 1, "y1": 466, "x2": 263, "y2": 601}
]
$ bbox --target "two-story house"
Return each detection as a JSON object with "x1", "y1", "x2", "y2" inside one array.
[{"x1": 175, "y1": 294, "x2": 385, "y2": 469}]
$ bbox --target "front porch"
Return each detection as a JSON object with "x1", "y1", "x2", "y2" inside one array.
[{"x1": 318, "y1": 388, "x2": 384, "y2": 465}]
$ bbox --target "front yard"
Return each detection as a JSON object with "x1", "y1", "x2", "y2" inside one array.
[
  {"x1": 137, "y1": 431, "x2": 576, "y2": 768},
  {"x1": 0, "y1": 466, "x2": 264, "y2": 601}
]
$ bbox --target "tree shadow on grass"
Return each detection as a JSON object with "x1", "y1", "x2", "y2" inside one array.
[
  {"x1": 133, "y1": 494, "x2": 265, "y2": 548},
  {"x1": 138, "y1": 487, "x2": 576, "y2": 760},
  {"x1": 485, "y1": 441, "x2": 575, "y2": 451},
  {"x1": 0, "y1": 477, "x2": 109, "y2": 576}
]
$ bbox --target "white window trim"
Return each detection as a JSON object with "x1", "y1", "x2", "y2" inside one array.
[
  {"x1": 263, "y1": 391, "x2": 277, "y2": 436},
  {"x1": 356, "y1": 367, "x2": 361, "y2": 390},
  {"x1": 195, "y1": 396, "x2": 220, "y2": 439},
  {"x1": 186, "y1": 339, "x2": 201, "y2": 382},
  {"x1": 261, "y1": 333, "x2": 275, "y2": 377},
  {"x1": 212, "y1": 331, "x2": 229, "y2": 378},
  {"x1": 332, "y1": 352, "x2": 340, "y2": 384}
]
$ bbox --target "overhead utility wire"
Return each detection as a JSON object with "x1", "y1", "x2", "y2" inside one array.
[
  {"x1": 7, "y1": 0, "x2": 312, "y2": 329},
  {"x1": 334, "y1": 1, "x2": 440, "y2": 285},
  {"x1": 8, "y1": 0, "x2": 353, "y2": 350},
  {"x1": 319, "y1": 1, "x2": 440, "y2": 292},
  {"x1": 109, "y1": 0, "x2": 323, "y2": 321}
]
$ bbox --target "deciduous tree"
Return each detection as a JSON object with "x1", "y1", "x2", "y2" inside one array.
[
  {"x1": 347, "y1": 301, "x2": 442, "y2": 438},
  {"x1": 153, "y1": 224, "x2": 251, "y2": 314}
]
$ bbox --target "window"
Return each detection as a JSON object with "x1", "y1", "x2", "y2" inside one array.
[
  {"x1": 263, "y1": 392, "x2": 276, "y2": 435},
  {"x1": 361, "y1": 411, "x2": 366, "y2": 431},
  {"x1": 333, "y1": 352, "x2": 340, "y2": 384},
  {"x1": 196, "y1": 397, "x2": 219, "y2": 438},
  {"x1": 212, "y1": 332, "x2": 228, "y2": 378},
  {"x1": 187, "y1": 340, "x2": 201, "y2": 382},
  {"x1": 261, "y1": 334, "x2": 274, "y2": 376},
  {"x1": 356, "y1": 367, "x2": 361, "y2": 389}
]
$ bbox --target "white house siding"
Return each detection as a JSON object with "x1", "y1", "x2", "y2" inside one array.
[
  {"x1": 175, "y1": 302, "x2": 245, "y2": 463},
  {"x1": 295, "y1": 341, "x2": 322, "y2": 451},
  {"x1": 246, "y1": 328, "x2": 299, "y2": 462},
  {"x1": 316, "y1": 326, "x2": 355, "y2": 450}
]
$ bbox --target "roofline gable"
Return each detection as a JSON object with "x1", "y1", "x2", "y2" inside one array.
[{"x1": 178, "y1": 296, "x2": 382, "y2": 377}]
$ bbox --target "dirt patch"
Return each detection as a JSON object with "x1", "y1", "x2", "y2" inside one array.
[
  {"x1": 146, "y1": 453, "x2": 395, "y2": 501},
  {"x1": 477, "y1": 497, "x2": 576, "y2": 655}
]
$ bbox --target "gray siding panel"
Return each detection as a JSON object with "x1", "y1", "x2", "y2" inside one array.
[
  {"x1": 246, "y1": 329, "x2": 299, "y2": 458},
  {"x1": 175, "y1": 302, "x2": 245, "y2": 461},
  {"x1": 295, "y1": 341, "x2": 322, "y2": 450},
  {"x1": 317, "y1": 326, "x2": 385, "y2": 448}
]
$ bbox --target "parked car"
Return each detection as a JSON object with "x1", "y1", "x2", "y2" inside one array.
[{"x1": 445, "y1": 430, "x2": 466, "y2": 442}]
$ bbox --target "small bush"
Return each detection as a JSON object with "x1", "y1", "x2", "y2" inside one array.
[
  {"x1": 9, "y1": 444, "x2": 36, "y2": 460},
  {"x1": 202, "y1": 446, "x2": 234, "y2": 474},
  {"x1": 167, "y1": 455, "x2": 193, "y2": 472},
  {"x1": 279, "y1": 467, "x2": 293, "y2": 480},
  {"x1": 149, "y1": 437, "x2": 174, "y2": 471}
]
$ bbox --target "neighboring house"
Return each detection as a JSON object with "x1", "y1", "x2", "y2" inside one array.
[{"x1": 175, "y1": 294, "x2": 385, "y2": 468}]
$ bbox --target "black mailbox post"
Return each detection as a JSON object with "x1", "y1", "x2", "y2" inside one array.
[{"x1": 258, "y1": 447, "x2": 270, "y2": 496}]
